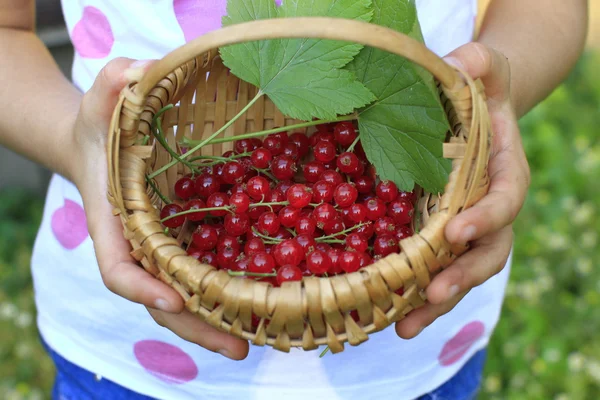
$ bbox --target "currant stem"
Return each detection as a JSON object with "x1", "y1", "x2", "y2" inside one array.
[
  {"x1": 249, "y1": 201, "x2": 289, "y2": 208},
  {"x1": 188, "y1": 152, "x2": 252, "y2": 163},
  {"x1": 160, "y1": 206, "x2": 232, "y2": 223},
  {"x1": 251, "y1": 227, "x2": 283, "y2": 243},
  {"x1": 145, "y1": 176, "x2": 171, "y2": 205},
  {"x1": 149, "y1": 92, "x2": 264, "y2": 179},
  {"x1": 346, "y1": 135, "x2": 361, "y2": 152},
  {"x1": 253, "y1": 167, "x2": 279, "y2": 182},
  {"x1": 181, "y1": 114, "x2": 358, "y2": 147},
  {"x1": 314, "y1": 222, "x2": 369, "y2": 242},
  {"x1": 228, "y1": 270, "x2": 277, "y2": 278},
  {"x1": 319, "y1": 346, "x2": 330, "y2": 358}
]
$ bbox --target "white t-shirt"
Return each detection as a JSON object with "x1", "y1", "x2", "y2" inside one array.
[{"x1": 32, "y1": 1, "x2": 511, "y2": 399}]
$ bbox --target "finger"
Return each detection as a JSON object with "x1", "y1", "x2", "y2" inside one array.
[
  {"x1": 86, "y1": 187, "x2": 185, "y2": 314},
  {"x1": 427, "y1": 226, "x2": 513, "y2": 305},
  {"x1": 445, "y1": 114, "x2": 528, "y2": 245},
  {"x1": 444, "y1": 42, "x2": 511, "y2": 104},
  {"x1": 148, "y1": 308, "x2": 250, "y2": 360},
  {"x1": 395, "y1": 292, "x2": 467, "y2": 339}
]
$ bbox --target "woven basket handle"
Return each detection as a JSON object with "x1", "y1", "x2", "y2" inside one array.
[{"x1": 134, "y1": 17, "x2": 464, "y2": 98}]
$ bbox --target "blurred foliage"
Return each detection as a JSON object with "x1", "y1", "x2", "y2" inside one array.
[{"x1": 0, "y1": 52, "x2": 599, "y2": 399}]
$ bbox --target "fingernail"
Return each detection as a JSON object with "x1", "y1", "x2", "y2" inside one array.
[
  {"x1": 415, "y1": 327, "x2": 424, "y2": 336},
  {"x1": 461, "y1": 225, "x2": 477, "y2": 243},
  {"x1": 447, "y1": 284, "x2": 460, "y2": 300},
  {"x1": 443, "y1": 56, "x2": 465, "y2": 70},
  {"x1": 154, "y1": 298, "x2": 171, "y2": 312},
  {"x1": 218, "y1": 349, "x2": 234, "y2": 359},
  {"x1": 124, "y1": 60, "x2": 151, "y2": 82}
]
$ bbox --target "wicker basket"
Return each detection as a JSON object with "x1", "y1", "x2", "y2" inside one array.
[{"x1": 107, "y1": 17, "x2": 491, "y2": 354}]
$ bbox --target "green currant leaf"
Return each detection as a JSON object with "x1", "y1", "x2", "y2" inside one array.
[
  {"x1": 347, "y1": 0, "x2": 451, "y2": 193},
  {"x1": 221, "y1": 0, "x2": 376, "y2": 121}
]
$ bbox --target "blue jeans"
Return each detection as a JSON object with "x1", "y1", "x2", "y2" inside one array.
[{"x1": 42, "y1": 340, "x2": 486, "y2": 400}]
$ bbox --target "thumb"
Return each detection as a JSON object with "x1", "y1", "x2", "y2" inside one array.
[
  {"x1": 444, "y1": 42, "x2": 511, "y2": 105},
  {"x1": 83, "y1": 58, "x2": 154, "y2": 125}
]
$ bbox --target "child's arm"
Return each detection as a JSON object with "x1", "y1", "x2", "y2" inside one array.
[
  {"x1": 395, "y1": 0, "x2": 588, "y2": 338},
  {"x1": 0, "y1": 0, "x2": 248, "y2": 360}
]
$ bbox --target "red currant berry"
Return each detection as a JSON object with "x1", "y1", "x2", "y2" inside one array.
[
  {"x1": 251, "y1": 148, "x2": 272, "y2": 169},
  {"x1": 217, "y1": 247, "x2": 240, "y2": 270},
  {"x1": 347, "y1": 203, "x2": 368, "y2": 224},
  {"x1": 217, "y1": 235, "x2": 241, "y2": 252},
  {"x1": 257, "y1": 212, "x2": 280, "y2": 236},
  {"x1": 347, "y1": 161, "x2": 365, "y2": 179},
  {"x1": 249, "y1": 252, "x2": 276, "y2": 273},
  {"x1": 336, "y1": 152, "x2": 360, "y2": 174},
  {"x1": 263, "y1": 135, "x2": 285, "y2": 155},
  {"x1": 230, "y1": 254, "x2": 250, "y2": 272},
  {"x1": 278, "y1": 206, "x2": 301, "y2": 228},
  {"x1": 248, "y1": 205, "x2": 269, "y2": 220},
  {"x1": 357, "y1": 252, "x2": 372, "y2": 268},
  {"x1": 289, "y1": 132, "x2": 310, "y2": 157},
  {"x1": 387, "y1": 199, "x2": 414, "y2": 225},
  {"x1": 354, "y1": 176, "x2": 374, "y2": 194},
  {"x1": 287, "y1": 184, "x2": 312, "y2": 209},
  {"x1": 313, "y1": 141, "x2": 337, "y2": 163},
  {"x1": 246, "y1": 176, "x2": 271, "y2": 201},
  {"x1": 194, "y1": 173, "x2": 220, "y2": 198},
  {"x1": 206, "y1": 192, "x2": 229, "y2": 217},
  {"x1": 187, "y1": 248, "x2": 203, "y2": 260},
  {"x1": 282, "y1": 142, "x2": 299, "y2": 160},
  {"x1": 245, "y1": 238, "x2": 266, "y2": 256},
  {"x1": 395, "y1": 287, "x2": 405, "y2": 296},
  {"x1": 345, "y1": 233, "x2": 368, "y2": 253},
  {"x1": 192, "y1": 225, "x2": 218, "y2": 250},
  {"x1": 302, "y1": 161, "x2": 326, "y2": 183},
  {"x1": 271, "y1": 155, "x2": 296, "y2": 180},
  {"x1": 199, "y1": 251, "x2": 218, "y2": 268},
  {"x1": 275, "y1": 181, "x2": 294, "y2": 196},
  {"x1": 374, "y1": 217, "x2": 397, "y2": 236},
  {"x1": 212, "y1": 223, "x2": 225, "y2": 238},
  {"x1": 319, "y1": 170, "x2": 344, "y2": 186},
  {"x1": 339, "y1": 251, "x2": 361, "y2": 273},
  {"x1": 310, "y1": 131, "x2": 335, "y2": 145},
  {"x1": 355, "y1": 222, "x2": 375, "y2": 240},
  {"x1": 373, "y1": 234, "x2": 399, "y2": 257},
  {"x1": 251, "y1": 138, "x2": 263, "y2": 148},
  {"x1": 183, "y1": 199, "x2": 207, "y2": 222},
  {"x1": 274, "y1": 227, "x2": 294, "y2": 240},
  {"x1": 376, "y1": 180, "x2": 399, "y2": 203},
  {"x1": 327, "y1": 248, "x2": 343, "y2": 274},
  {"x1": 273, "y1": 239, "x2": 304, "y2": 267},
  {"x1": 224, "y1": 213, "x2": 250, "y2": 237},
  {"x1": 306, "y1": 250, "x2": 331, "y2": 275},
  {"x1": 295, "y1": 233, "x2": 316, "y2": 254},
  {"x1": 295, "y1": 217, "x2": 316, "y2": 236},
  {"x1": 174, "y1": 177, "x2": 195, "y2": 200},
  {"x1": 333, "y1": 121, "x2": 357, "y2": 147},
  {"x1": 312, "y1": 180, "x2": 335, "y2": 203},
  {"x1": 234, "y1": 138, "x2": 255, "y2": 154},
  {"x1": 365, "y1": 198, "x2": 387, "y2": 220},
  {"x1": 229, "y1": 193, "x2": 250, "y2": 214},
  {"x1": 334, "y1": 183, "x2": 358, "y2": 208},
  {"x1": 315, "y1": 243, "x2": 331, "y2": 253},
  {"x1": 397, "y1": 190, "x2": 417, "y2": 204},
  {"x1": 323, "y1": 218, "x2": 345, "y2": 237},
  {"x1": 276, "y1": 265, "x2": 303, "y2": 285},
  {"x1": 395, "y1": 225, "x2": 414, "y2": 242},
  {"x1": 266, "y1": 190, "x2": 286, "y2": 212},
  {"x1": 313, "y1": 203, "x2": 337, "y2": 227},
  {"x1": 160, "y1": 204, "x2": 185, "y2": 228},
  {"x1": 221, "y1": 161, "x2": 245, "y2": 184}
]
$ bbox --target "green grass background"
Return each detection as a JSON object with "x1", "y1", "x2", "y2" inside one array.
[{"x1": 1, "y1": 52, "x2": 599, "y2": 400}]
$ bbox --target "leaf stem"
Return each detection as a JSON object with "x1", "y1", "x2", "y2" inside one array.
[
  {"x1": 319, "y1": 346, "x2": 330, "y2": 358},
  {"x1": 347, "y1": 135, "x2": 361, "y2": 152},
  {"x1": 149, "y1": 92, "x2": 264, "y2": 179},
  {"x1": 181, "y1": 114, "x2": 357, "y2": 147}
]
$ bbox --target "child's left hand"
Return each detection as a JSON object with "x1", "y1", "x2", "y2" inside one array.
[{"x1": 395, "y1": 42, "x2": 531, "y2": 339}]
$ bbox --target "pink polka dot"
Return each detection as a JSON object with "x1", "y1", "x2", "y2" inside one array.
[
  {"x1": 438, "y1": 321, "x2": 485, "y2": 366},
  {"x1": 134, "y1": 340, "x2": 198, "y2": 384},
  {"x1": 51, "y1": 199, "x2": 88, "y2": 250},
  {"x1": 173, "y1": 0, "x2": 227, "y2": 42},
  {"x1": 274, "y1": 0, "x2": 283, "y2": 5},
  {"x1": 71, "y1": 6, "x2": 114, "y2": 58}
]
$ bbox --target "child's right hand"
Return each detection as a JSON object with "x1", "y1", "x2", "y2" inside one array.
[{"x1": 69, "y1": 58, "x2": 249, "y2": 360}]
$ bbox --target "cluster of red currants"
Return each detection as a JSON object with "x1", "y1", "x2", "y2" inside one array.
[{"x1": 159, "y1": 121, "x2": 416, "y2": 287}]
